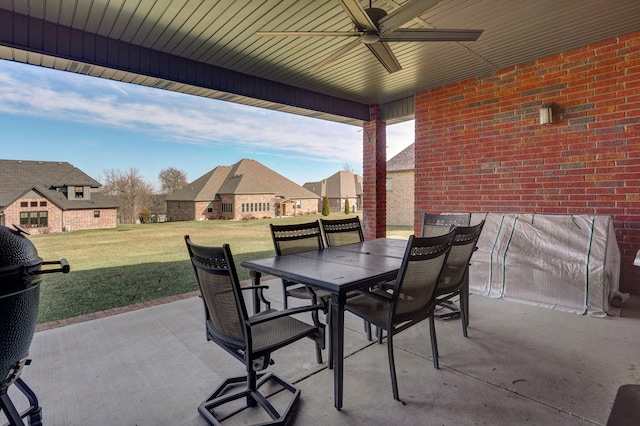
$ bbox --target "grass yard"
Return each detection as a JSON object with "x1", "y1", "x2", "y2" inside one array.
[{"x1": 30, "y1": 214, "x2": 413, "y2": 324}]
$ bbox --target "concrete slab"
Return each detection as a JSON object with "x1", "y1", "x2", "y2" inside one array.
[{"x1": 4, "y1": 283, "x2": 639, "y2": 425}]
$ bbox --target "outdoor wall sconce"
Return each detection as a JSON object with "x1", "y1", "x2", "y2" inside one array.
[{"x1": 539, "y1": 103, "x2": 553, "y2": 125}]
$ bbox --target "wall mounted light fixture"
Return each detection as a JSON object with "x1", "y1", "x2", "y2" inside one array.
[{"x1": 539, "y1": 103, "x2": 553, "y2": 125}]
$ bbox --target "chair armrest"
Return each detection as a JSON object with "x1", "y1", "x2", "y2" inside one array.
[
  {"x1": 240, "y1": 285, "x2": 269, "y2": 291},
  {"x1": 240, "y1": 284, "x2": 271, "y2": 310},
  {"x1": 247, "y1": 303, "x2": 324, "y2": 326}
]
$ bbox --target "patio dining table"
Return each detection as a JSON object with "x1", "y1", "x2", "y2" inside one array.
[{"x1": 241, "y1": 237, "x2": 407, "y2": 410}]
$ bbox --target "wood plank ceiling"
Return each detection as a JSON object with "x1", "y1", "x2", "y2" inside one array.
[{"x1": 0, "y1": 0, "x2": 639, "y2": 125}]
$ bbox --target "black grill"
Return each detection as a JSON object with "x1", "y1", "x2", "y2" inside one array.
[{"x1": 0, "y1": 224, "x2": 69, "y2": 426}]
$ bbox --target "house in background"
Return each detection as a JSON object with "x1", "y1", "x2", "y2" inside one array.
[
  {"x1": 304, "y1": 171, "x2": 362, "y2": 214},
  {"x1": 386, "y1": 144, "x2": 415, "y2": 226},
  {"x1": 0, "y1": 159, "x2": 117, "y2": 233},
  {"x1": 165, "y1": 158, "x2": 319, "y2": 221}
]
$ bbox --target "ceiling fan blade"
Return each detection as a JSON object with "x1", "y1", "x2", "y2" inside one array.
[
  {"x1": 366, "y1": 42, "x2": 402, "y2": 74},
  {"x1": 380, "y1": 28, "x2": 483, "y2": 42},
  {"x1": 309, "y1": 38, "x2": 362, "y2": 72},
  {"x1": 336, "y1": 0, "x2": 377, "y2": 31},
  {"x1": 378, "y1": 0, "x2": 442, "y2": 35},
  {"x1": 256, "y1": 31, "x2": 361, "y2": 37}
]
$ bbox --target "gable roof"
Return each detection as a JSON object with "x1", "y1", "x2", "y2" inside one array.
[
  {"x1": 303, "y1": 171, "x2": 362, "y2": 199},
  {"x1": 387, "y1": 144, "x2": 415, "y2": 172},
  {"x1": 0, "y1": 159, "x2": 116, "y2": 210},
  {"x1": 165, "y1": 158, "x2": 319, "y2": 201}
]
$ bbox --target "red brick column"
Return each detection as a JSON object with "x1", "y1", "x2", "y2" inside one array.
[{"x1": 362, "y1": 104, "x2": 387, "y2": 239}]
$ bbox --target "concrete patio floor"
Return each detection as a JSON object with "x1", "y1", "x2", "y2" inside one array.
[{"x1": 6, "y1": 280, "x2": 640, "y2": 426}]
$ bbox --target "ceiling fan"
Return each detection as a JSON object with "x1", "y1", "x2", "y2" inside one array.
[{"x1": 256, "y1": 0, "x2": 483, "y2": 74}]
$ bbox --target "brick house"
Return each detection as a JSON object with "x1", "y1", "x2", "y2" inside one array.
[
  {"x1": 303, "y1": 171, "x2": 362, "y2": 214},
  {"x1": 165, "y1": 158, "x2": 319, "y2": 221},
  {"x1": 0, "y1": 159, "x2": 118, "y2": 233},
  {"x1": 386, "y1": 144, "x2": 414, "y2": 226}
]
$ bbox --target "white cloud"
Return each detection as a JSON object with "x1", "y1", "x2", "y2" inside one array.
[{"x1": 0, "y1": 62, "x2": 363, "y2": 164}]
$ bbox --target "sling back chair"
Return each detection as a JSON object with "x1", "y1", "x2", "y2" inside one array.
[
  {"x1": 269, "y1": 221, "x2": 331, "y2": 311},
  {"x1": 318, "y1": 216, "x2": 374, "y2": 341},
  {"x1": 185, "y1": 236, "x2": 325, "y2": 426},
  {"x1": 434, "y1": 221, "x2": 485, "y2": 344},
  {"x1": 344, "y1": 231, "x2": 454, "y2": 401},
  {"x1": 318, "y1": 216, "x2": 364, "y2": 247},
  {"x1": 421, "y1": 212, "x2": 472, "y2": 322}
]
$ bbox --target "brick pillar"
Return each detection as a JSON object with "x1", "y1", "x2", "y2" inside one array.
[{"x1": 362, "y1": 104, "x2": 386, "y2": 240}]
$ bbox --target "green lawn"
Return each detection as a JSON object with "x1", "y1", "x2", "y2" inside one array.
[{"x1": 30, "y1": 214, "x2": 413, "y2": 324}]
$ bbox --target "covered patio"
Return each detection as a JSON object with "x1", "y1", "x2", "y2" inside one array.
[
  {"x1": 10, "y1": 281, "x2": 639, "y2": 425},
  {"x1": 1, "y1": 1, "x2": 640, "y2": 424}
]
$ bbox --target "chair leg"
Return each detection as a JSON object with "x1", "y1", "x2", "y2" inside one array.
[
  {"x1": 463, "y1": 271, "x2": 470, "y2": 327},
  {"x1": 282, "y1": 282, "x2": 289, "y2": 310},
  {"x1": 311, "y1": 308, "x2": 324, "y2": 365},
  {"x1": 386, "y1": 332, "x2": 401, "y2": 401},
  {"x1": 199, "y1": 372, "x2": 300, "y2": 426},
  {"x1": 460, "y1": 291, "x2": 469, "y2": 338},
  {"x1": 429, "y1": 313, "x2": 439, "y2": 369}
]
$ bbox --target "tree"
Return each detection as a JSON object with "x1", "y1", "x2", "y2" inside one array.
[
  {"x1": 322, "y1": 195, "x2": 331, "y2": 216},
  {"x1": 101, "y1": 168, "x2": 154, "y2": 224},
  {"x1": 158, "y1": 167, "x2": 188, "y2": 194},
  {"x1": 342, "y1": 163, "x2": 360, "y2": 175},
  {"x1": 344, "y1": 198, "x2": 350, "y2": 214}
]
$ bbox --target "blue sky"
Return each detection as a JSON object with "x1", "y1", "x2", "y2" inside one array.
[{"x1": 0, "y1": 60, "x2": 414, "y2": 188}]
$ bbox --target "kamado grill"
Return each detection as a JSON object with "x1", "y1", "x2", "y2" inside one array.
[{"x1": 0, "y1": 224, "x2": 69, "y2": 426}]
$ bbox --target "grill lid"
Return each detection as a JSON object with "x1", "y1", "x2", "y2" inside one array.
[{"x1": 0, "y1": 224, "x2": 42, "y2": 269}]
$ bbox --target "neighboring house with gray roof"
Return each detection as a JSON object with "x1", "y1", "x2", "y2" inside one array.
[
  {"x1": 0, "y1": 159, "x2": 117, "y2": 233},
  {"x1": 165, "y1": 158, "x2": 320, "y2": 221},
  {"x1": 386, "y1": 144, "x2": 414, "y2": 226},
  {"x1": 303, "y1": 171, "x2": 362, "y2": 214}
]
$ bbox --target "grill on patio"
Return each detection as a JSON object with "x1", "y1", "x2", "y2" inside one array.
[{"x1": 0, "y1": 225, "x2": 69, "y2": 426}]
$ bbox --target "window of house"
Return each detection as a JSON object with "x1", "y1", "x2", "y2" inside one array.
[
  {"x1": 386, "y1": 178, "x2": 393, "y2": 191},
  {"x1": 75, "y1": 186, "x2": 84, "y2": 198},
  {"x1": 20, "y1": 201, "x2": 28, "y2": 207},
  {"x1": 20, "y1": 211, "x2": 48, "y2": 228},
  {"x1": 222, "y1": 203, "x2": 233, "y2": 213},
  {"x1": 207, "y1": 203, "x2": 213, "y2": 213},
  {"x1": 40, "y1": 201, "x2": 47, "y2": 207},
  {"x1": 30, "y1": 201, "x2": 37, "y2": 207},
  {"x1": 94, "y1": 210, "x2": 100, "y2": 218}
]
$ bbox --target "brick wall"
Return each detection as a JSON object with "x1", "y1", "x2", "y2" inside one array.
[
  {"x1": 3, "y1": 196, "x2": 116, "y2": 233},
  {"x1": 363, "y1": 105, "x2": 387, "y2": 239},
  {"x1": 63, "y1": 208, "x2": 117, "y2": 231},
  {"x1": 414, "y1": 31, "x2": 640, "y2": 294},
  {"x1": 235, "y1": 194, "x2": 275, "y2": 220}
]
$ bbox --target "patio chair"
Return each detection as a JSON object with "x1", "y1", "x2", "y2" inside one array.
[
  {"x1": 319, "y1": 216, "x2": 373, "y2": 340},
  {"x1": 319, "y1": 216, "x2": 364, "y2": 247},
  {"x1": 434, "y1": 221, "x2": 485, "y2": 342},
  {"x1": 185, "y1": 236, "x2": 325, "y2": 426},
  {"x1": 269, "y1": 222, "x2": 331, "y2": 311},
  {"x1": 344, "y1": 231, "x2": 454, "y2": 401},
  {"x1": 421, "y1": 212, "x2": 472, "y2": 322},
  {"x1": 421, "y1": 213, "x2": 471, "y2": 237}
]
